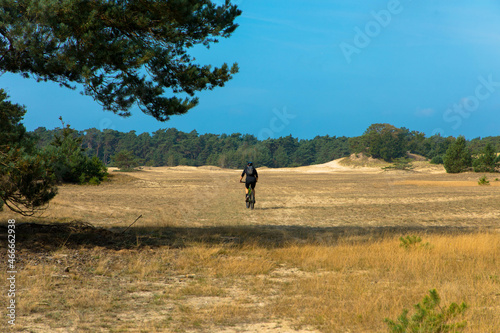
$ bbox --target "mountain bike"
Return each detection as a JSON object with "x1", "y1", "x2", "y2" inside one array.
[{"x1": 240, "y1": 181, "x2": 255, "y2": 210}]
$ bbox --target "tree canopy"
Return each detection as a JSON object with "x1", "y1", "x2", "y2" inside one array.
[
  {"x1": 29, "y1": 123, "x2": 500, "y2": 172},
  {"x1": 0, "y1": 89, "x2": 58, "y2": 215},
  {"x1": 0, "y1": 0, "x2": 241, "y2": 120},
  {"x1": 349, "y1": 123, "x2": 408, "y2": 161},
  {"x1": 443, "y1": 136, "x2": 472, "y2": 173}
]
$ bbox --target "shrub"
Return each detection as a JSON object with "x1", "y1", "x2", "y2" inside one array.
[
  {"x1": 478, "y1": 175, "x2": 490, "y2": 186},
  {"x1": 383, "y1": 158, "x2": 414, "y2": 171},
  {"x1": 399, "y1": 235, "x2": 422, "y2": 248},
  {"x1": 430, "y1": 155, "x2": 443, "y2": 164},
  {"x1": 385, "y1": 289, "x2": 467, "y2": 333},
  {"x1": 112, "y1": 150, "x2": 143, "y2": 171},
  {"x1": 45, "y1": 119, "x2": 107, "y2": 184},
  {"x1": 399, "y1": 235, "x2": 431, "y2": 250}
]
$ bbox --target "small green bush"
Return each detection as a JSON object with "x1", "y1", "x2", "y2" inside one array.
[
  {"x1": 399, "y1": 235, "x2": 421, "y2": 248},
  {"x1": 385, "y1": 289, "x2": 467, "y2": 333},
  {"x1": 478, "y1": 175, "x2": 490, "y2": 186},
  {"x1": 430, "y1": 155, "x2": 443, "y2": 164},
  {"x1": 399, "y1": 235, "x2": 431, "y2": 250},
  {"x1": 87, "y1": 176, "x2": 101, "y2": 186}
]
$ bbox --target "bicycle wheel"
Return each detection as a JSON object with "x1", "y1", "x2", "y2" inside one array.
[
  {"x1": 246, "y1": 189, "x2": 251, "y2": 208},
  {"x1": 250, "y1": 191, "x2": 255, "y2": 210}
]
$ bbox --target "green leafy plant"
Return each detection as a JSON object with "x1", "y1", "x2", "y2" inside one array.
[
  {"x1": 478, "y1": 175, "x2": 490, "y2": 186},
  {"x1": 399, "y1": 235, "x2": 422, "y2": 249},
  {"x1": 385, "y1": 289, "x2": 467, "y2": 333}
]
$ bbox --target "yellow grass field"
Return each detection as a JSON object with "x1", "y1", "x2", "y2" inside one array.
[{"x1": 1, "y1": 159, "x2": 499, "y2": 332}]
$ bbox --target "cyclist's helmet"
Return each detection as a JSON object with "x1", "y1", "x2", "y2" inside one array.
[{"x1": 247, "y1": 161, "x2": 253, "y2": 166}]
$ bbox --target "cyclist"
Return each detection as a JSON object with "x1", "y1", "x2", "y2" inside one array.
[{"x1": 240, "y1": 161, "x2": 258, "y2": 202}]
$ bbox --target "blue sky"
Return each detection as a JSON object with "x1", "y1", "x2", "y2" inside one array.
[{"x1": 2, "y1": 0, "x2": 500, "y2": 139}]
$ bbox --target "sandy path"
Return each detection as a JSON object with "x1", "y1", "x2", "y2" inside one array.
[{"x1": 261, "y1": 157, "x2": 382, "y2": 173}]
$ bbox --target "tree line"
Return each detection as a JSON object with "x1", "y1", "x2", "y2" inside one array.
[
  {"x1": 31, "y1": 127, "x2": 351, "y2": 169},
  {"x1": 30, "y1": 123, "x2": 500, "y2": 170}
]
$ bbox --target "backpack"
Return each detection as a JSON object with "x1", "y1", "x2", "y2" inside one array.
[{"x1": 245, "y1": 165, "x2": 255, "y2": 177}]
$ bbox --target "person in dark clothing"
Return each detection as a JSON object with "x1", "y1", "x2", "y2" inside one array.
[{"x1": 240, "y1": 162, "x2": 258, "y2": 202}]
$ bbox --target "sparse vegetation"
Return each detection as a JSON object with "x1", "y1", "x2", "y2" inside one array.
[
  {"x1": 399, "y1": 235, "x2": 422, "y2": 248},
  {"x1": 385, "y1": 289, "x2": 467, "y2": 333},
  {"x1": 478, "y1": 175, "x2": 490, "y2": 185},
  {"x1": 1, "y1": 166, "x2": 499, "y2": 332},
  {"x1": 383, "y1": 158, "x2": 415, "y2": 171}
]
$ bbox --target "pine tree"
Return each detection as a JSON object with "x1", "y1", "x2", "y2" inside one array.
[
  {"x1": 112, "y1": 150, "x2": 142, "y2": 171},
  {"x1": 443, "y1": 136, "x2": 472, "y2": 173},
  {"x1": 0, "y1": 0, "x2": 241, "y2": 120},
  {"x1": 44, "y1": 118, "x2": 108, "y2": 184},
  {"x1": 0, "y1": 90, "x2": 57, "y2": 215},
  {"x1": 473, "y1": 143, "x2": 498, "y2": 172}
]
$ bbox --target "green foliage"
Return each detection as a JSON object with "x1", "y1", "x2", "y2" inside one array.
[
  {"x1": 399, "y1": 235, "x2": 431, "y2": 250},
  {"x1": 0, "y1": 90, "x2": 57, "y2": 215},
  {"x1": 443, "y1": 136, "x2": 472, "y2": 173},
  {"x1": 112, "y1": 150, "x2": 143, "y2": 171},
  {"x1": 472, "y1": 143, "x2": 498, "y2": 172},
  {"x1": 27, "y1": 124, "x2": 500, "y2": 170},
  {"x1": 383, "y1": 158, "x2": 414, "y2": 171},
  {"x1": 385, "y1": 289, "x2": 468, "y2": 333},
  {"x1": 478, "y1": 175, "x2": 490, "y2": 186},
  {"x1": 32, "y1": 127, "x2": 351, "y2": 169},
  {"x1": 430, "y1": 155, "x2": 443, "y2": 164},
  {"x1": 353, "y1": 123, "x2": 408, "y2": 162},
  {"x1": 399, "y1": 235, "x2": 422, "y2": 249},
  {"x1": 87, "y1": 176, "x2": 101, "y2": 186},
  {"x1": 45, "y1": 119, "x2": 107, "y2": 184},
  {"x1": 0, "y1": 0, "x2": 241, "y2": 120}
]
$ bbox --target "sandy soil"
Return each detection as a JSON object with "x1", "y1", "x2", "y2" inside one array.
[
  {"x1": 3, "y1": 158, "x2": 498, "y2": 231},
  {"x1": 1, "y1": 158, "x2": 500, "y2": 332}
]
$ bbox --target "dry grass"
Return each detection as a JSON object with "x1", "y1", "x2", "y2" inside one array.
[{"x1": 1, "y1": 162, "x2": 500, "y2": 332}]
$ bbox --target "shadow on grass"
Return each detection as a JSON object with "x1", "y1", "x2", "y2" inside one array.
[{"x1": 0, "y1": 221, "x2": 496, "y2": 252}]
